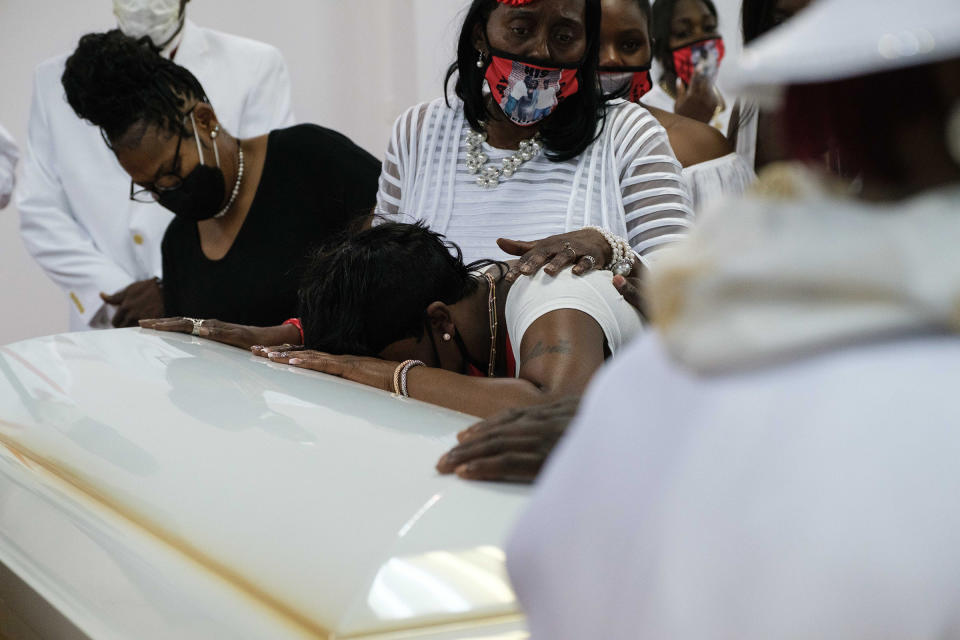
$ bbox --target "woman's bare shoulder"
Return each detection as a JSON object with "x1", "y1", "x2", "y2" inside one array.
[{"x1": 642, "y1": 104, "x2": 732, "y2": 167}]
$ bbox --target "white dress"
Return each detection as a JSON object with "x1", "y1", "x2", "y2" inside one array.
[
  {"x1": 375, "y1": 97, "x2": 694, "y2": 264},
  {"x1": 682, "y1": 152, "x2": 755, "y2": 212},
  {"x1": 507, "y1": 176, "x2": 960, "y2": 639},
  {"x1": 17, "y1": 20, "x2": 296, "y2": 330},
  {"x1": 0, "y1": 123, "x2": 17, "y2": 210}
]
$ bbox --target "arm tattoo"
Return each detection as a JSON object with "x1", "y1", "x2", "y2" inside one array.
[{"x1": 524, "y1": 340, "x2": 573, "y2": 362}]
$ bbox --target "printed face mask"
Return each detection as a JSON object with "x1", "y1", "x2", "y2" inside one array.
[
  {"x1": 671, "y1": 37, "x2": 725, "y2": 86},
  {"x1": 157, "y1": 113, "x2": 226, "y2": 221},
  {"x1": 484, "y1": 47, "x2": 580, "y2": 127},
  {"x1": 113, "y1": 0, "x2": 183, "y2": 48},
  {"x1": 598, "y1": 67, "x2": 653, "y2": 103}
]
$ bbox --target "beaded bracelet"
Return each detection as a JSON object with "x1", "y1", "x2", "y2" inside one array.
[
  {"x1": 393, "y1": 359, "x2": 425, "y2": 397},
  {"x1": 584, "y1": 226, "x2": 632, "y2": 272}
]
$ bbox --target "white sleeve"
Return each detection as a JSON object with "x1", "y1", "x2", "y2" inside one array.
[
  {"x1": 374, "y1": 104, "x2": 427, "y2": 223},
  {"x1": 505, "y1": 269, "x2": 644, "y2": 372},
  {"x1": 683, "y1": 152, "x2": 756, "y2": 212},
  {"x1": 235, "y1": 45, "x2": 296, "y2": 138},
  {"x1": 0, "y1": 123, "x2": 18, "y2": 209},
  {"x1": 16, "y1": 69, "x2": 134, "y2": 327},
  {"x1": 612, "y1": 107, "x2": 695, "y2": 257}
]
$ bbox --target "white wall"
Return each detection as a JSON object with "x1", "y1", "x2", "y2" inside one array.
[{"x1": 0, "y1": 0, "x2": 740, "y2": 345}]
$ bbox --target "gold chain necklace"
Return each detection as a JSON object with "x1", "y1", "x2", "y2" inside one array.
[{"x1": 484, "y1": 272, "x2": 498, "y2": 377}]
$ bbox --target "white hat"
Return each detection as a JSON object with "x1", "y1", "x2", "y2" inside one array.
[{"x1": 724, "y1": 0, "x2": 960, "y2": 93}]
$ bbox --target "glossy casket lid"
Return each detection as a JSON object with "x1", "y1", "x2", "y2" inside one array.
[{"x1": 0, "y1": 329, "x2": 530, "y2": 639}]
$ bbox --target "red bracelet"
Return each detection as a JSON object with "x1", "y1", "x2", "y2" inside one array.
[{"x1": 282, "y1": 318, "x2": 304, "y2": 345}]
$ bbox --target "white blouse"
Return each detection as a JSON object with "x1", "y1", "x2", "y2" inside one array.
[
  {"x1": 505, "y1": 268, "x2": 643, "y2": 372},
  {"x1": 728, "y1": 98, "x2": 760, "y2": 170},
  {"x1": 375, "y1": 97, "x2": 694, "y2": 265}
]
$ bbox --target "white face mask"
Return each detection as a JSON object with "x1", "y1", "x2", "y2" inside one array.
[{"x1": 113, "y1": 0, "x2": 183, "y2": 48}]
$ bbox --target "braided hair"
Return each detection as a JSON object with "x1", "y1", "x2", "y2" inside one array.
[{"x1": 62, "y1": 29, "x2": 207, "y2": 148}]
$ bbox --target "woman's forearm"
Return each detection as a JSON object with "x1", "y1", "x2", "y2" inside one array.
[
  {"x1": 258, "y1": 348, "x2": 592, "y2": 418},
  {"x1": 404, "y1": 366, "x2": 569, "y2": 418}
]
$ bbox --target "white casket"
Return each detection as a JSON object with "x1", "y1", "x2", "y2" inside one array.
[{"x1": 0, "y1": 329, "x2": 529, "y2": 639}]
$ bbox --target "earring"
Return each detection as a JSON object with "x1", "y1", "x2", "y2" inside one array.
[
  {"x1": 210, "y1": 125, "x2": 220, "y2": 140},
  {"x1": 947, "y1": 101, "x2": 960, "y2": 166},
  {"x1": 476, "y1": 51, "x2": 486, "y2": 69},
  {"x1": 442, "y1": 332, "x2": 452, "y2": 342}
]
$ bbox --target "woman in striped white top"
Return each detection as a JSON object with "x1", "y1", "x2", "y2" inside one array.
[{"x1": 376, "y1": 0, "x2": 693, "y2": 269}]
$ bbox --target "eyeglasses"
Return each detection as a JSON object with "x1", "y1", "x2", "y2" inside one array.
[
  {"x1": 128, "y1": 105, "x2": 197, "y2": 203},
  {"x1": 129, "y1": 129, "x2": 186, "y2": 203}
]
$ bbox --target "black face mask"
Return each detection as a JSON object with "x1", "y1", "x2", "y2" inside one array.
[
  {"x1": 157, "y1": 113, "x2": 226, "y2": 221},
  {"x1": 157, "y1": 164, "x2": 225, "y2": 221}
]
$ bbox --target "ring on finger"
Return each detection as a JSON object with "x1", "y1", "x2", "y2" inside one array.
[
  {"x1": 582, "y1": 254, "x2": 597, "y2": 269},
  {"x1": 182, "y1": 317, "x2": 201, "y2": 336},
  {"x1": 561, "y1": 242, "x2": 577, "y2": 258}
]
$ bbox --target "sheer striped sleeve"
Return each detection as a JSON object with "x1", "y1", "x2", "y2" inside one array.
[
  {"x1": 375, "y1": 104, "x2": 424, "y2": 222},
  {"x1": 612, "y1": 106, "x2": 695, "y2": 256}
]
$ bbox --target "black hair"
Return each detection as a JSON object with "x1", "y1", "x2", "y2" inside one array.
[
  {"x1": 741, "y1": 0, "x2": 811, "y2": 44},
  {"x1": 444, "y1": 0, "x2": 604, "y2": 162},
  {"x1": 651, "y1": 0, "x2": 718, "y2": 82},
  {"x1": 299, "y1": 222, "x2": 502, "y2": 356},
  {"x1": 62, "y1": 29, "x2": 207, "y2": 148},
  {"x1": 741, "y1": 0, "x2": 776, "y2": 44}
]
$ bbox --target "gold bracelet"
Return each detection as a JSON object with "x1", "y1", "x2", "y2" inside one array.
[{"x1": 393, "y1": 360, "x2": 413, "y2": 395}]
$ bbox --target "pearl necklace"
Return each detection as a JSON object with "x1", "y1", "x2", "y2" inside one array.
[
  {"x1": 214, "y1": 144, "x2": 244, "y2": 219},
  {"x1": 466, "y1": 129, "x2": 542, "y2": 189}
]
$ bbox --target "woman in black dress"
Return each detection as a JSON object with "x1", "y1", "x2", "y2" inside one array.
[{"x1": 62, "y1": 30, "x2": 380, "y2": 342}]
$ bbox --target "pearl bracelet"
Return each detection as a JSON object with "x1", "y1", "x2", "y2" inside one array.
[
  {"x1": 393, "y1": 359, "x2": 425, "y2": 397},
  {"x1": 584, "y1": 226, "x2": 633, "y2": 275}
]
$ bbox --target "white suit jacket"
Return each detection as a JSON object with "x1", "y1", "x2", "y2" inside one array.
[
  {"x1": 0, "y1": 123, "x2": 17, "y2": 209},
  {"x1": 17, "y1": 20, "x2": 295, "y2": 330},
  {"x1": 509, "y1": 332, "x2": 960, "y2": 639}
]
